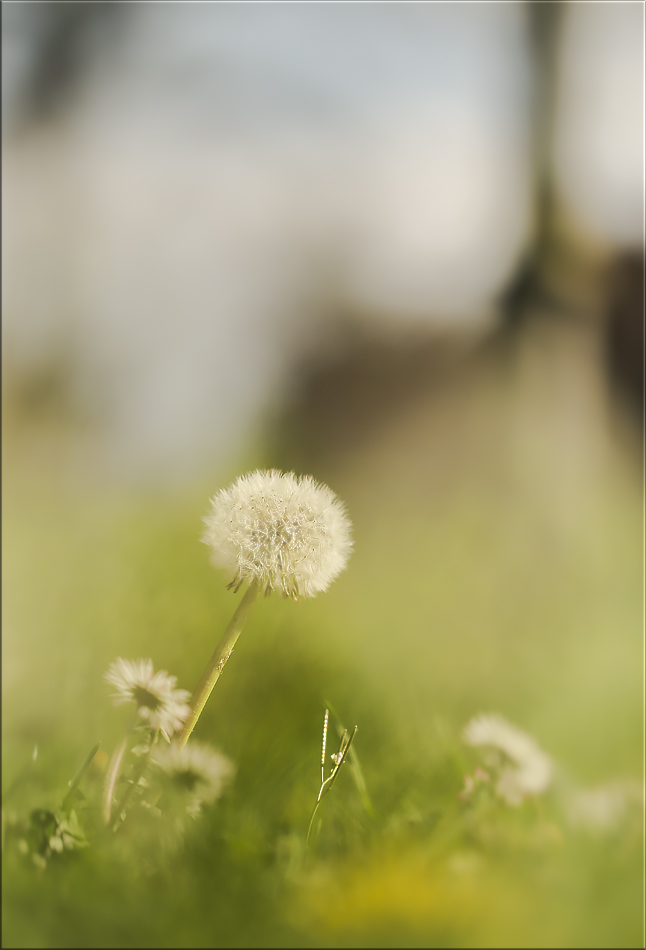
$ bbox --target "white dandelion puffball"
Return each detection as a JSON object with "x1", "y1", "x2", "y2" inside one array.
[
  {"x1": 153, "y1": 740, "x2": 234, "y2": 815},
  {"x1": 202, "y1": 469, "x2": 353, "y2": 599},
  {"x1": 463, "y1": 713, "x2": 553, "y2": 806},
  {"x1": 104, "y1": 658, "x2": 192, "y2": 741}
]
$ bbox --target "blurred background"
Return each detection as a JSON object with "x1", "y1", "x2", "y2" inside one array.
[{"x1": 2, "y1": 2, "x2": 644, "y2": 947}]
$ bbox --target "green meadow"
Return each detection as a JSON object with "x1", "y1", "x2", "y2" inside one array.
[{"x1": 3, "y1": 326, "x2": 644, "y2": 948}]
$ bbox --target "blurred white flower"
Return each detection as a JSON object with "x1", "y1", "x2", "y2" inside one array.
[
  {"x1": 152, "y1": 740, "x2": 234, "y2": 816},
  {"x1": 565, "y1": 780, "x2": 644, "y2": 834},
  {"x1": 104, "y1": 658, "x2": 191, "y2": 741},
  {"x1": 463, "y1": 713, "x2": 553, "y2": 806},
  {"x1": 202, "y1": 469, "x2": 352, "y2": 599}
]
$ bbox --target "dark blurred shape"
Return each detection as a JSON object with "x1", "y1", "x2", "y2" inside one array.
[
  {"x1": 605, "y1": 252, "x2": 645, "y2": 426},
  {"x1": 497, "y1": 232, "x2": 567, "y2": 336},
  {"x1": 269, "y1": 325, "x2": 487, "y2": 477},
  {"x1": 14, "y1": 1, "x2": 121, "y2": 124},
  {"x1": 3, "y1": 349, "x2": 76, "y2": 424},
  {"x1": 498, "y1": 1, "x2": 563, "y2": 335}
]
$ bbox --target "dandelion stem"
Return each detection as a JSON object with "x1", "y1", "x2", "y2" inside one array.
[
  {"x1": 103, "y1": 710, "x2": 137, "y2": 826},
  {"x1": 111, "y1": 730, "x2": 160, "y2": 832},
  {"x1": 177, "y1": 580, "x2": 260, "y2": 748}
]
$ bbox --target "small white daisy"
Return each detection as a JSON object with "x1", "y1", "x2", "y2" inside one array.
[
  {"x1": 104, "y1": 658, "x2": 192, "y2": 741},
  {"x1": 463, "y1": 713, "x2": 553, "y2": 806},
  {"x1": 202, "y1": 469, "x2": 353, "y2": 599},
  {"x1": 152, "y1": 740, "x2": 234, "y2": 815}
]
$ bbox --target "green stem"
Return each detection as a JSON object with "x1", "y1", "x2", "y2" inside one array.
[
  {"x1": 62, "y1": 742, "x2": 100, "y2": 813},
  {"x1": 103, "y1": 710, "x2": 137, "y2": 826},
  {"x1": 177, "y1": 580, "x2": 260, "y2": 749},
  {"x1": 305, "y1": 725, "x2": 357, "y2": 849},
  {"x1": 306, "y1": 800, "x2": 323, "y2": 848},
  {"x1": 111, "y1": 730, "x2": 159, "y2": 832}
]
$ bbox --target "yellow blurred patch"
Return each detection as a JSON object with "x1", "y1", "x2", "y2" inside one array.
[{"x1": 294, "y1": 847, "x2": 483, "y2": 942}]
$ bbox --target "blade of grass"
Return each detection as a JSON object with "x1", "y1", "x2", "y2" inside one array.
[
  {"x1": 325, "y1": 698, "x2": 376, "y2": 819},
  {"x1": 61, "y1": 742, "x2": 101, "y2": 813}
]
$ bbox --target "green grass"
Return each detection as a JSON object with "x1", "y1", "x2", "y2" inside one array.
[{"x1": 2, "y1": 386, "x2": 644, "y2": 948}]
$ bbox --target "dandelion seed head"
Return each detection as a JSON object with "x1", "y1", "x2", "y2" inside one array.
[
  {"x1": 463, "y1": 713, "x2": 552, "y2": 806},
  {"x1": 152, "y1": 741, "x2": 234, "y2": 815},
  {"x1": 202, "y1": 469, "x2": 353, "y2": 598},
  {"x1": 104, "y1": 658, "x2": 192, "y2": 741}
]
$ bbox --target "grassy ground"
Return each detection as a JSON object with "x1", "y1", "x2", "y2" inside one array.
[{"x1": 2, "y1": 315, "x2": 644, "y2": 947}]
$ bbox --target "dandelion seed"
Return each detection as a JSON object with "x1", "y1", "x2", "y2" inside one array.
[
  {"x1": 153, "y1": 741, "x2": 234, "y2": 816},
  {"x1": 202, "y1": 469, "x2": 353, "y2": 599},
  {"x1": 463, "y1": 713, "x2": 552, "y2": 806},
  {"x1": 105, "y1": 658, "x2": 191, "y2": 741}
]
